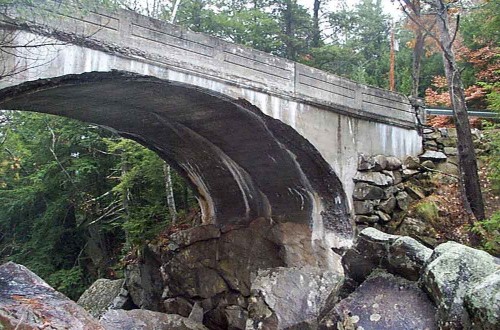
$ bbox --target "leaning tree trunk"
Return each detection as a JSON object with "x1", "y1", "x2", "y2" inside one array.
[{"x1": 431, "y1": 0, "x2": 485, "y2": 220}]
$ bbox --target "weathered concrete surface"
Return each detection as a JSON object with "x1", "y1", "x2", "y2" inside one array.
[
  {"x1": 0, "y1": 5, "x2": 421, "y2": 212},
  {"x1": 0, "y1": 262, "x2": 104, "y2": 329}
]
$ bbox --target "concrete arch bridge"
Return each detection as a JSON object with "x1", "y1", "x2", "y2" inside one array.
[{"x1": 0, "y1": 5, "x2": 422, "y2": 249}]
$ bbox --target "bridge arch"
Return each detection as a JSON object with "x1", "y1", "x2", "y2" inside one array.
[{"x1": 0, "y1": 71, "x2": 353, "y2": 240}]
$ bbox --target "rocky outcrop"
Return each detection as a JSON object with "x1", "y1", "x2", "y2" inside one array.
[
  {"x1": 123, "y1": 218, "x2": 342, "y2": 329},
  {"x1": 319, "y1": 271, "x2": 436, "y2": 330},
  {"x1": 246, "y1": 267, "x2": 343, "y2": 329},
  {"x1": 3, "y1": 226, "x2": 499, "y2": 330},
  {"x1": 465, "y1": 270, "x2": 500, "y2": 330},
  {"x1": 319, "y1": 228, "x2": 500, "y2": 330},
  {"x1": 0, "y1": 262, "x2": 104, "y2": 330},
  {"x1": 421, "y1": 242, "x2": 500, "y2": 329},
  {"x1": 100, "y1": 309, "x2": 208, "y2": 329}
]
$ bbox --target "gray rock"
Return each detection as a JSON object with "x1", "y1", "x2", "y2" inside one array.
[
  {"x1": 392, "y1": 170, "x2": 402, "y2": 184},
  {"x1": 424, "y1": 130, "x2": 442, "y2": 140},
  {"x1": 465, "y1": 270, "x2": 500, "y2": 330},
  {"x1": 435, "y1": 162, "x2": 460, "y2": 177},
  {"x1": 77, "y1": 278, "x2": 126, "y2": 318},
  {"x1": 405, "y1": 185, "x2": 426, "y2": 200},
  {"x1": 419, "y1": 150, "x2": 447, "y2": 162},
  {"x1": 421, "y1": 159, "x2": 436, "y2": 169},
  {"x1": 385, "y1": 156, "x2": 402, "y2": 170},
  {"x1": 224, "y1": 305, "x2": 248, "y2": 330},
  {"x1": 388, "y1": 236, "x2": 432, "y2": 281},
  {"x1": 421, "y1": 242, "x2": 500, "y2": 329},
  {"x1": 246, "y1": 291, "x2": 278, "y2": 329},
  {"x1": 247, "y1": 267, "x2": 343, "y2": 329},
  {"x1": 353, "y1": 182, "x2": 385, "y2": 200},
  {"x1": 353, "y1": 171, "x2": 393, "y2": 186},
  {"x1": 447, "y1": 128, "x2": 457, "y2": 138},
  {"x1": 378, "y1": 196, "x2": 396, "y2": 214},
  {"x1": 353, "y1": 200, "x2": 375, "y2": 215},
  {"x1": 394, "y1": 217, "x2": 439, "y2": 247},
  {"x1": 100, "y1": 309, "x2": 208, "y2": 330},
  {"x1": 0, "y1": 262, "x2": 104, "y2": 330},
  {"x1": 125, "y1": 246, "x2": 164, "y2": 311},
  {"x1": 373, "y1": 155, "x2": 388, "y2": 171},
  {"x1": 164, "y1": 297, "x2": 193, "y2": 317},
  {"x1": 424, "y1": 139, "x2": 438, "y2": 149},
  {"x1": 358, "y1": 153, "x2": 374, "y2": 171},
  {"x1": 375, "y1": 210, "x2": 391, "y2": 223},
  {"x1": 169, "y1": 225, "x2": 220, "y2": 249},
  {"x1": 318, "y1": 271, "x2": 437, "y2": 330},
  {"x1": 395, "y1": 191, "x2": 411, "y2": 210},
  {"x1": 355, "y1": 214, "x2": 379, "y2": 224},
  {"x1": 436, "y1": 136, "x2": 457, "y2": 147},
  {"x1": 358, "y1": 154, "x2": 388, "y2": 171},
  {"x1": 342, "y1": 228, "x2": 398, "y2": 283},
  {"x1": 443, "y1": 147, "x2": 458, "y2": 156},
  {"x1": 189, "y1": 302, "x2": 204, "y2": 324},
  {"x1": 402, "y1": 168, "x2": 420, "y2": 179},
  {"x1": 403, "y1": 155, "x2": 420, "y2": 170}
]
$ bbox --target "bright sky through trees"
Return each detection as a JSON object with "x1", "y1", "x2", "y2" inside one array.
[{"x1": 297, "y1": 0, "x2": 402, "y2": 18}]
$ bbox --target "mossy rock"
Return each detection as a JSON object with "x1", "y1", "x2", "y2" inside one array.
[{"x1": 412, "y1": 199, "x2": 440, "y2": 225}]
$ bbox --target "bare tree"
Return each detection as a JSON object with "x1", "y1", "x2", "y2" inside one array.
[{"x1": 399, "y1": 0, "x2": 485, "y2": 221}]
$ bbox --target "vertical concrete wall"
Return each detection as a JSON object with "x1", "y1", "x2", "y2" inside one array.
[{"x1": 0, "y1": 7, "x2": 422, "y2": 206}]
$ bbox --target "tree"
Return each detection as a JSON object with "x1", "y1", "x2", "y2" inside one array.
[
  {"x1": 401, "y1": 0, "x2": 485, "y2": 220},
  {"x1": 0, "y1": 0, "x2": 116, "y2": 80}
]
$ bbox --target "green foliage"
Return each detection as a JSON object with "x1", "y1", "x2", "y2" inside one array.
[
  {"x1": 473, "y1": 211, "x2": 500, "y2": 256},
  {"x1": 0, "y1": 111, "x2": 197, "y2": 298},
  {"x1": 461, "y1": 0, "x2": 500, "y2": 49},
  {"x1": 47, "y1": 266, "x2": 86, "y2": 300}
]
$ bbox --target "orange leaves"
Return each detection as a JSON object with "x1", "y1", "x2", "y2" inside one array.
[{"x1": 425, "y1": 76, "x2": 452, "y2": 107}]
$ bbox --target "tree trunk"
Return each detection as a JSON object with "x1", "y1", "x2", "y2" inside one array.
[
  {"x1": 431, "y1": 0, "x2": 485, "y2": 220},
  {"x1": 312, "y1": 0, "x2": 321, "y2": 48},
  {"x1": 163, "y1": 162, "x2": 177, "y2": 224},
  {"x1": 284, "y1": 1, "x2": 295, "y2": 60},
  {"x1": 411, "y1": 1, "x2": 424, "y2": 98}
]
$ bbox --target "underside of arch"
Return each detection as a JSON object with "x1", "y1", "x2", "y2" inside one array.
[{"x1": 0, "y1": 71, "x2": 352, "y2": 238}]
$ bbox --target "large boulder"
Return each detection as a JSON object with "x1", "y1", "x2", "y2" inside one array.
[
  {"x1": 464, "y1": 270, "x2": 500, "y2": 330},
  {"x1": 342, "y1": 228, "x2": 398, "y2": 283},
  {"x1": 100, "y1": 309, "x2": 208, "y2": 330},
  {"x1": 318, "y1": 271, "x2": 436, "y2": 330},
  {"x1": 0, "y1": 262, "x2": 103, "y2": 330},
  {"x1": 246, "y1": 267, "x2": 343, "y2": 329},
  {"x1": 77, "y1": 278, "x2": 131, "y2": 318},
  {"x1": 421, "y1": 241, "x2": 500, "y2": 329},
  {"x1": 388, "y1": 236, "x2": 432, "y2": 281}
]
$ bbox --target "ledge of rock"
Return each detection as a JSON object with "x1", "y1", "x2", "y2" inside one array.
[
  {"x1": 0, "y1": 262, "x2": 103, "y2": 330},
  {"x1": 100, "y1": 309, "x2": 208, "y2": 330}
]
